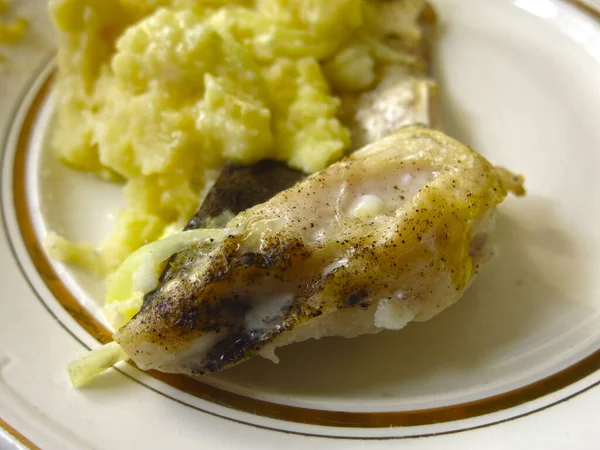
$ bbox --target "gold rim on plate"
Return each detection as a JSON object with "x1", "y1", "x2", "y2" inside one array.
[
  {"x1": 11, "y1": 69, "x2": 600, "y2": 430},
  {"x1": 3, "y1": 1, "x2": 600, "y2": 445}
]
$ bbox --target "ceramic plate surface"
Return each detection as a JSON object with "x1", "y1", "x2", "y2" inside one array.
[{"x1": 1, "y1": 0, "x2": 600, "y2": 448}]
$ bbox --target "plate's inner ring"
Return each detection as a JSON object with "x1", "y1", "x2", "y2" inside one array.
[
  {"x1": 9, "y1": 0, "x2": 600, "y2": 434},
  {"x1": 11, "y1": 71, "x2": 600, "y2": 430}
]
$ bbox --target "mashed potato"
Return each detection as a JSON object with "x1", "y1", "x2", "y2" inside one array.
[
  {"x1": 48, "y1": 0, "x2": 421, "y2": 275},
  {"x1": 0, "y1": 0, "x2": 28, "y2": 46}
]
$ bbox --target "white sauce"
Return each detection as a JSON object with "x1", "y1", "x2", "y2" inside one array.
[
  {"x1": 374, "y1": 294, "x2": 422, "y2": 330},
  {"x1": 337, "y1": 169, "x2": 436, "y2": 224},
  {"x1": 245, "y1": 293, "x2": 294, "y2": 331},
  {"x1": 400, "y1": 173, "x2": 414, "y2": 186},
  {"x1": 136, "y1": 333, "x2": 221, "y2": 372},
  {"x1": 349, "y1": 194, "x2": 385, "y2": 218}
]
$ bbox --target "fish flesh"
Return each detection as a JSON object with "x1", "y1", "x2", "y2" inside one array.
[
  {"x1": 114, "y1": 126, "x2": 524, "y2": 374},
  {"x1": 340, "y1": 64, "x2": 440, "y2": 150}
]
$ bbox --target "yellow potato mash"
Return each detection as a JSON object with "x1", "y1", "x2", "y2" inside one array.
[
  {"x1": 48, "y1": 0, "x2": 419, "y2": 275},
  {"x1": 0, "y1": 0, "x2": 28, "y2": 46}
]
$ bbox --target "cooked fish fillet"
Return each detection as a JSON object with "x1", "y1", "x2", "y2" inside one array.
[{"x1": 114, "y1": 126, "x2": 524, "y2": 375}]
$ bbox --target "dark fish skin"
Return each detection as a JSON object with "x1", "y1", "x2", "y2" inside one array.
[
  {"x1": 184, "y1": 161, "x2": 305, "y2": 231},
  {"x1": 140, "y1": 161, "x2": 305, "y2": 314}
]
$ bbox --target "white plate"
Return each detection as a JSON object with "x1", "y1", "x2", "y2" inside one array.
[{"x1": 1, "y1": 0, "x2": 600, "y2": 448}]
